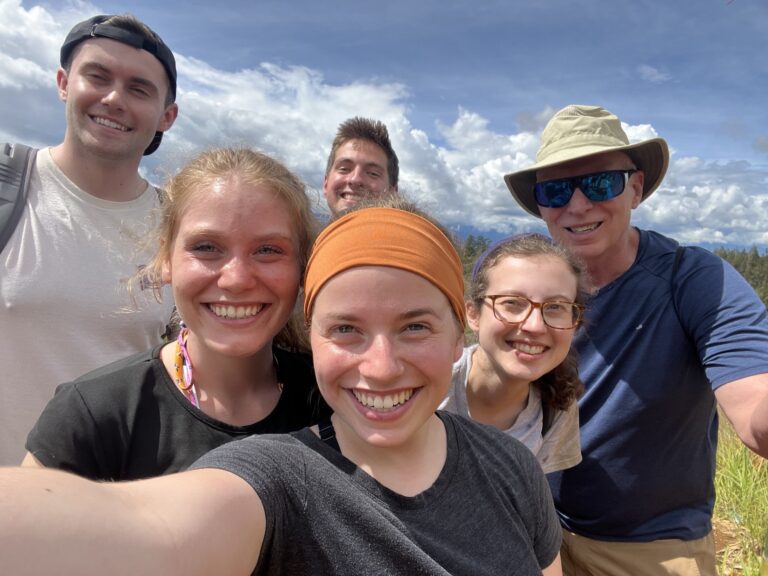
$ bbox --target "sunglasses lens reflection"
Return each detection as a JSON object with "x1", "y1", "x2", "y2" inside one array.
[{"x1": 534, "y1": 170, "x2": 630, "y2": 208}]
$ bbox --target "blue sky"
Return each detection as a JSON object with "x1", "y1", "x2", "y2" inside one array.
[{"x1": 2, "y1": 0, "x2": 768, "y2": 247}]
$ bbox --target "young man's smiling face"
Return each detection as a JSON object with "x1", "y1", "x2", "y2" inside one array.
[
  {"x1": 58, "y1": 37, "x2": 177, "y2": 161},
  {"x1": 322, "y1": 139, "x2": 394, "y2": 215}
]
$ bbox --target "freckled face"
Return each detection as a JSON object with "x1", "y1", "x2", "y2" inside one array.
[
  {"x1": 162, "y1": 177, "x2": 301, "y2": 359},
  {"x1": 310, "y1": 266, "x2": 463, "y2": 449},
  {"x1": 323, "y1": 139, "x2": 393, "y2": 215},
  {"x1": 468, "y1": 255, "x2": 578, "y2": 386}
]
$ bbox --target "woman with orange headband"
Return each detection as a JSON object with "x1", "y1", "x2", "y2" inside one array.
[{"x1": 0, "y1": 199, "x2": 563, "y2": 575}]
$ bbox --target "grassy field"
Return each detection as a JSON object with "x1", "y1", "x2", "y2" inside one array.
[{"x1": 713, "y1": 414, "x2": 768, "y2": 575}]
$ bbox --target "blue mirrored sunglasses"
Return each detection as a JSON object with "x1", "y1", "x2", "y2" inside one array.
[{"x1": 534, "y1": 169, "x2": 637, "y2": 208}]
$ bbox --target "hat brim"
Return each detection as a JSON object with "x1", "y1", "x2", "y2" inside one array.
[{"x1": 504, "y1": 138, "x2": 669, "y2": 218}]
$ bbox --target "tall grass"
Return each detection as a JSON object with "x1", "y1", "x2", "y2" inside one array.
[{"x1": 713, "y1": 413, "x2": 768, "y2": 575}]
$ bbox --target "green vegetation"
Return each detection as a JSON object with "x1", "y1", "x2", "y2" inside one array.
[
  {"x1": 717, "y1": 247, "x2": 768, "y2": 575},
  {"x1": 714, "y1": 416, "x2": 767, "y2": 575},
  {"x1": 459, "y1": 235, "x2": 768, "y2": 573},
  {"x1": 459, "y1": 234, "x2": 490, "y2": 280},
  {"x1": 715, "y1": 246, "x2": 768, "y2": 306}
]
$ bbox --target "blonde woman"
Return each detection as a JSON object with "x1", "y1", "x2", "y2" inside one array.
[{"x1": 22, "y1": 148, "x2": 329, "y2": 480}]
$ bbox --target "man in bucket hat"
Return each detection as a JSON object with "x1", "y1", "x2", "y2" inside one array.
[
  {"x1": 0, "y1": 14, "x2": 178, "y2": 465},
  {"x1": 505, "y1": 105, "x2": 768, "y2": 575}
]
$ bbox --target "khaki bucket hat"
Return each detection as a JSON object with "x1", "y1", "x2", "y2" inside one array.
[{"x1": 504, "y1": 105, "x2": 670, "y2": 217}]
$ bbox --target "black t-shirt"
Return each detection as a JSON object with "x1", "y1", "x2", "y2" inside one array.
[
  {"x1": 193, "y1": 411, "x2": 561, "y2": 575},
  {"x1": 26, "y1": 345, "x2": 329, "y2": 480}
]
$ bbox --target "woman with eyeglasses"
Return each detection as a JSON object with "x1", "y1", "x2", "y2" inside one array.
[{"x1": 440, "y1": 233, "x2": 586, "y2": 473}]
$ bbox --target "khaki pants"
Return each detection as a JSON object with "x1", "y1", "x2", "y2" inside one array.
[{"x1": 561, "y1": 529, "x2": 716, "y2": 576}]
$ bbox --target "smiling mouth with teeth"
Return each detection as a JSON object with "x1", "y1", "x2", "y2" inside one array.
[
  {"x1": 209, "y1": 303, "x2": 264, "y2": 319},
  {"x1": 92, "y1": 116, "x2": 130, "y2": 132},
  {"x1": 512, "y1": 342, "x2": 546, "y2": 355},
  {"x1": 567, "y1": 223, "x2": 600, "y2": 233},
  {"x1": 353, "y1": 389, "x2": 414, "y2": 410}
]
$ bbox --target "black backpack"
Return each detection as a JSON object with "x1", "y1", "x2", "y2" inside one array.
[{"x1": 0, "y1": 143, "x2": 36, "y2": 254}]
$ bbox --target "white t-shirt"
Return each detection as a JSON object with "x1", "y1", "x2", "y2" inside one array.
[
  {"x1": 0, "y1": 148, "x2": 173, "y2": 465},
  {"x1": 439, "y1": 345, "x2": 581, "y2": 474}
]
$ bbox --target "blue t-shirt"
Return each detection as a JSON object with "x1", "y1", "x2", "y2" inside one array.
[{"x1": 547, "y1": 228, "x2": 768, "y2": 541}]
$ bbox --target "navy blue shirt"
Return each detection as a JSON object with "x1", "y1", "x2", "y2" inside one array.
[{"x1": 547, "y1": 229, "x2": 768, "y2": 540}]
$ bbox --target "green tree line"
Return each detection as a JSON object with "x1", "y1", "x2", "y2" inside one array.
[
  {"x1": 714, "y1": 246, "x2": 768, "y2": 305},
  {"x1": 459, "y1": 234, "x2": 491, "y2": 280}
]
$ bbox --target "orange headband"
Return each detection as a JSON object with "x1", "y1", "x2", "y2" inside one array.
[{"x1": 304, "y1": 207, "x2": 466, "y2": 328}]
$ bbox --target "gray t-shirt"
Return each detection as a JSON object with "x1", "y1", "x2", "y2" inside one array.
[{"x1": 192, "y1": 411, "x2": 561, "y2": 575}]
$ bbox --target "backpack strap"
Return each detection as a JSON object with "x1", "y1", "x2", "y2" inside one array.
[
  {"x1": 542, "y1": 400, "x2": 556, "y2": 437},
  {"x1": 0, "y1": 143, "x2": 36, "y2": 254},
  {"x1": 318, "y1": 416, "x2": 341, "y2": 452}
]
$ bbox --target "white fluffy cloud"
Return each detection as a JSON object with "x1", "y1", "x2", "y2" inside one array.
[{"x1": 2, "y1": 0, "x2": 767, "y2": 247}]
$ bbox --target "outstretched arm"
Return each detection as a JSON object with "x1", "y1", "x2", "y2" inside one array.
[
  {"x1": 0, "y1": 466, "x2": 264, "y2": 576},
  {"x1": 715, "y1": 373, "x2": 768, "y2": 458}
]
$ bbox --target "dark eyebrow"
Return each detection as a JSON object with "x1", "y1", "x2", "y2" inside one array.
[
  {"x1": 493, "y1": 292, "x2": 576, "y2": 302},
  {"x1": 333, "y1": 157, "x2": 385, "y2": 171},
  {"x1": 79, "y1": 61, "x2": 160, "y2": 94}
]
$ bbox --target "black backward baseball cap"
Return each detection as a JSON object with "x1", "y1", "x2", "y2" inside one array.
[{"x1": 60, "y1": 15, "x2": 177, "y2": 156}]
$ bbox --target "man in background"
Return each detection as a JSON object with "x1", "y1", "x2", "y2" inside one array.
[
  {"x1": 323, "y1": 117, "x2": 399, "y2": 215},
  {"x1": 0, "y1": 14, "x2": 178, "y2": 464},
  {"x1": 504, "y1": 104, "x2": 768, "y2": 575}
]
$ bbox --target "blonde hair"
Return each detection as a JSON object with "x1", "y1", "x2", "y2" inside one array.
[{"x1": 141, "y1": 147, "x2": 318, "y2": 351}]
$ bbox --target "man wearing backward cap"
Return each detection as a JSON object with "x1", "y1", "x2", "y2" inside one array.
[{"x1": 0, "y1": 14, "x2": 178, "y2": 465}]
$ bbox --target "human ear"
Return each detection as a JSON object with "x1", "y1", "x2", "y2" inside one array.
[
  {"x1": 56, "y1": 68, "x2": 69, "y2": 102},
  {"x1": 453, "y1": 325, "x2": 464, "y2": 362},
  {"x1": 160, "y1": 253, "x2": 172, "y2": 284},
  {"x1": 322, "y1": 175, "x2": 333, "y2": 200},
  {"x1": 466, "y1": 301, "x2": 481, "y2": 334},
  {"x1": 158, "y1": 102, "x2": 178, "y2": 132}
]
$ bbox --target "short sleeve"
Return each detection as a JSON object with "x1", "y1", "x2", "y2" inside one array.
[
  {"x1": 25, "y1": 383, "x2": 105, "y2": 478},
  {"x1": 538, "y1": 403, "x2": 581, "y2": 474},
  {"x1": 676, "y1": 248, "x2": 768, "y2": 389}
]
